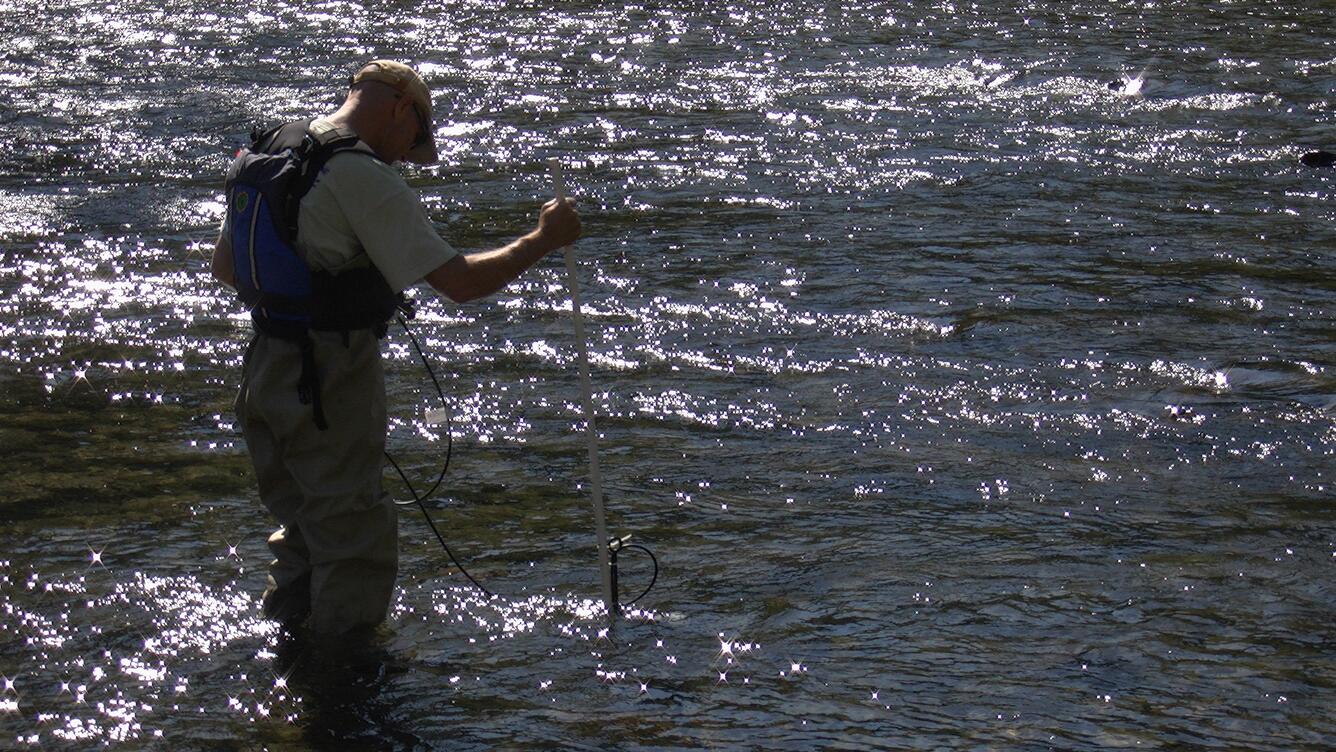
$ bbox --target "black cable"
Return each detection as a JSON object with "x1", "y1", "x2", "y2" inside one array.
[
  {"x1": 384, "y1": 453, "x2": 494, "y2": 597},
  {"x1": 386, "y1": 313, "x2": 494, "y2": 597},
  {"x1": 386, "y1": 313, "x2": 661, "y2": 610},
  {"x1": 392, "y1": 312, "x2": 451, "y2": 505},
  {"x1": 619, "y1": 544, "x2": 658, "y2": 607}
]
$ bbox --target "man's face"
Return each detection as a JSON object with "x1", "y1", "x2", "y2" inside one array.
[{"x1": 387, "y1": 93, "x2": 430, "y2": 163}]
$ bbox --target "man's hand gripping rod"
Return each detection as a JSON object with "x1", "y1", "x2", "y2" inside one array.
[{"x1": 550, "y1": 159, "x2": 616, "y2": 620}]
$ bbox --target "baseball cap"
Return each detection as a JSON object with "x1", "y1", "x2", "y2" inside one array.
[{"x1": 350, "y1": 60, "x2": 437, "y2": 164}]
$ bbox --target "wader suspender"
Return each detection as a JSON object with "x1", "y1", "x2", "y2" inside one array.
[{"x1": 297, "y1": 337, "x2": 325, "y2": 431}]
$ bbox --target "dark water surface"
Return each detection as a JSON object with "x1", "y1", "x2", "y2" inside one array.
[{"x1": 2, "y1": 0, "x2": 1334, "y2": 748}]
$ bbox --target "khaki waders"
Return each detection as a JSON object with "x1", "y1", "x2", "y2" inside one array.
[{"x1": 236, "y1": 328, "x2": 398, "y2": 634}]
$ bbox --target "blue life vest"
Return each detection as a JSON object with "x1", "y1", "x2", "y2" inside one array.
[{"x1": 224, "y1": 120, "x2": 409, "y2": 429}]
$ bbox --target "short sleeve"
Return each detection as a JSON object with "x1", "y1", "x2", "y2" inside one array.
[{"x1": 313, "y1": 154, "x2": 458, "y2": 292}]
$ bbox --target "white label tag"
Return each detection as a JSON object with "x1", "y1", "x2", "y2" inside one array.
[{"x1": 424, "y1": 408, "x2": 450, "y2": 426}]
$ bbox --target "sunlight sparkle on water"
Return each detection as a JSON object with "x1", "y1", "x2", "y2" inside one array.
[{"x1": 1, "y1": 0, "x2": 1332, "y2": 747}]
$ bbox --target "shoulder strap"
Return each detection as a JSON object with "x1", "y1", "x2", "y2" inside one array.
[
  {"x1": 290, "y1": 124, "x2": 382, "y2": 204},
  {"x1": 308, "y1": 123, "x2": 361, "y2": 151},
  {"x1": 271, "y1": 122, "x2": 381, "y2": 260}
]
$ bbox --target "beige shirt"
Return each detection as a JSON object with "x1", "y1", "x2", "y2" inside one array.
[{"x1": 220, "y1": 121, "x2": 457, "y2": 293}]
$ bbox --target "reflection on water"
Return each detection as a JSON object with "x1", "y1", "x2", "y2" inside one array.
[
  {"x1": 2, "y1": 0, "x2": 1334, "y2": 748},
  {"x1": 1, "y1": 550, "x2": 674, "y2": 748}
]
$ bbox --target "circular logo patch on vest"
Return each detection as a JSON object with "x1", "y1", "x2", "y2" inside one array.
[{"x1": 234, "y1": 192, "x2": 250, "y2": 214}]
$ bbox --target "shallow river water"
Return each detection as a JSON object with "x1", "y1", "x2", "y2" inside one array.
[{"x1": 1, "y1": 0, "x2": 1333, "y2": 749}]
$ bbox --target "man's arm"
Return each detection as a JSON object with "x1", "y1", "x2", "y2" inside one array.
[
  {"x1": 211, "y1": 232, "x2": 236, "y2": 289},
  {"x1": 426, "y1": 198, "x2": 580, "y2": 303}
]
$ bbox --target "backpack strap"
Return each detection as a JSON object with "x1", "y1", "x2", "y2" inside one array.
[
  {"x1": 295, "y1": 336, "x2": 328, "y2": 431},
  {"x1": 282, "y1": 124, "x2": 380, "y2": 260}
]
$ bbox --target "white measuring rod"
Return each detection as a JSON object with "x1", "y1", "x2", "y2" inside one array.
[{"x1": 550, "y1": 158, "x2": 616, "y2": 619}]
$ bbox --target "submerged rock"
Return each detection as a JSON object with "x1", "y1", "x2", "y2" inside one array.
[{"x1": 1299, "y1": 150, "x2": 1335, "y2": 167}]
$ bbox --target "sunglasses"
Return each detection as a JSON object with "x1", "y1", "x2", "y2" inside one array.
[{"x1": 405, "y1": 97, "x2": 430, "y2": 148}]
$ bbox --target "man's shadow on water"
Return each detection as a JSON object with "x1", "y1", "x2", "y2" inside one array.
[{"x1": 271, "y1": 627, "x2": 428, "y2": 751}]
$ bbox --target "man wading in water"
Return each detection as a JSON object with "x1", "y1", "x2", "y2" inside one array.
[{"x1": 211, "y1": 60, "x2": 580, "y2": 635}]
